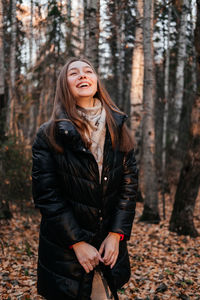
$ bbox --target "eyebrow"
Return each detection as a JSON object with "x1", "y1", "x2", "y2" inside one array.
[{"x1": 68, "y1": 66, "x2": 92, "y2": 72}]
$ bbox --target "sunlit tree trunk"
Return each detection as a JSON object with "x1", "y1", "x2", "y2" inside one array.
[
  {"x1": 139, "y1": 0, "x2": 160, "y2": 223},
  {"x1": 171, "y1": 0, "x2": 189, "y2": 148},
  {"x1": 169, "y1": 0, "x2": 200, "y2": 238},
  {"x1": 84, "y1": 0, "x2": 100, "y2": 69},
  {"x1": 130, "y1": 0, "x2": 144, "y2": 162},
  {"x1": 6, "y1": 0, "x2": 16, "y2": 136}
]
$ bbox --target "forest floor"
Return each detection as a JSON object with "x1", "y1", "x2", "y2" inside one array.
[{"x1": 0, "y1": 191, "x2": 200, "y2": 300}]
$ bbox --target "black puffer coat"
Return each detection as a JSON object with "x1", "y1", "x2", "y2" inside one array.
[{"x1": 32, "y1": 110, "x2": 138, "y2": 300}]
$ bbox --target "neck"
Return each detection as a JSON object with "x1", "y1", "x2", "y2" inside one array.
[{"x1": 76, "y1": 97, "x2": 95, "y2": 108}]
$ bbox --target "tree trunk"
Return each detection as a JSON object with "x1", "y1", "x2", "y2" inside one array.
[
  {"x1": 169, "y1": 0, "x2": 200, "y2": 238},
  {"x1": 6, "y1": 0, "x2": 16, "y2": 136},
  {"x1": 130, "y1": 0, "x2": 144, "y2": 164},
  {"x1": 139, "y1": 0, "x2": 160, "y2": 223},
  {"x1": 170, "y1": 0, "x2": 189, "y2": 149},
  {"x1": 106, "y1": 1, "x2": 121, "y2": 107},
  {"x1": 0, "y1": 0, "x2": 4, "y2": 97},
  {"x1": 123, "y1": 0, "x2": 135, "y2": 116},
  {"x1": 161, "y1": 1, "x2": 172, "y2": 218},
  {"x1": 29, "y1": 0, "x2": 33, "y2": 66},
  {"x1": 0, "y1": 0, "x2": 11, "y2": 219},
  {"x1": 116, "y1": 4, "x2": 124, "y2": 110},
  {"x1": 84, "y1": 0, "x2": 100, "y2": 70},
  {"x1": 0, "y1": 0, "x2": 5, "y2": 132},
  {"x1": 66, "y1": 0, "x2": 73, "y2": 56}
]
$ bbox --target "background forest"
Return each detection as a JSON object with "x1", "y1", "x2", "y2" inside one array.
[{"x1": 0, "y1": 0, "x2": 200, "y2": 299}]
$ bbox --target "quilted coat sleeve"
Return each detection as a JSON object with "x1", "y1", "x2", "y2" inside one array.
[
  {"x1": 110, "y1": 148, "x2": 138, "y2": 240},
  {"x1": 32, "y1": 127, "x2": 93, "y2": 247}
]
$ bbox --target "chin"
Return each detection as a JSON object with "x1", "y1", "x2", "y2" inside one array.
[{"x1": 78, "y1": 92, "x2": 96, "y2": 98}]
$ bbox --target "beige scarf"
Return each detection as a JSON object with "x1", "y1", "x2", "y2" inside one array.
[{"x1": 77, "y1": 98, "x2": 106, "y2": 181}]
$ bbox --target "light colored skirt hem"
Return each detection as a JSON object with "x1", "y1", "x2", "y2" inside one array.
[{"x1": 90, "y1": 270, "x2": 114, "y2": 300}]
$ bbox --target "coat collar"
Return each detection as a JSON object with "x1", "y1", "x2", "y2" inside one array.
[{"x1": 56, "y1": 108, "x2": 127, "y2": 151}]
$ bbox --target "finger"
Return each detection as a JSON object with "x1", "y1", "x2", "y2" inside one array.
[
  {"x1": 110, "y1": 255, "x2": 118, "y2": 269},
  {"x1": 99, "y1": 242, "x2": 105, "y2": 256},
  {"x1": 94, "y1": 254, "x2": 100, "y2": 266},
  {"x1": 90, "y1": 258, "x2": 97, "y2": 268},
  {"x1": 98, "y1": 252, "x2": 104, "y2": 263},
  {"x1": 82, "y1": 263, "x2": 90, "y2": 273},
  {"x1": 104, "y1": 252, "x2": 115, "y2": 266},
  {"x1": 103, "y1": 252, "x2": 113, "y2": 264},
  {"x1": 87, "y1": 262, "x2": 94, "y2": 272}
]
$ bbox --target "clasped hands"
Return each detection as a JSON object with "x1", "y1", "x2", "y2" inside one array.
[{"x1": 72, "y1": 232, "x2": 120, "y2": 274}]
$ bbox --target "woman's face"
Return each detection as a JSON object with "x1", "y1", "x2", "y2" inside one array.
[{"x1": 67, "y1": 60, "x2": 98, "y2": 105}]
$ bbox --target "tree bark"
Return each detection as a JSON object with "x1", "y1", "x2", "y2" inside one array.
[
  {"x1": 106, "y1": 0, "x2": 123, "y2": 108},
  {"x1": 130, "y1": 0, "x2": 144, "y2": 162},
  {"x1": 6, "y1": 0, "x2": 16, "y2": 136},
  {"x1": 66, "y1": 0, "x2": 73, "y2": 56},
  {"x1": 139, "y1": 0, "x2": 160, "y2": 223},
  {"x1": 84, "y1": 0, "x2": 100, "y2": 70},
  {"x1": 0, "y1": 0, "x2": 11, "y2": 219},
  {"x1": 161, "y1": 1, "x2": 172, "y2": 218},
  {"x1": 0, "y1": 0, "x2": 4, "y2": 97},
  {"x1": 170, "y1": 0, "x2": 189, "y2": 149},
  {"x1": 29, "y1": 0, "x2": 33, "y2": 66},
  {"x1": 169, "y1": 0, "x2": 200, "y2": 237},
  {"x1": 116, "y1": 3, "x2": 124, "y2": 110}
]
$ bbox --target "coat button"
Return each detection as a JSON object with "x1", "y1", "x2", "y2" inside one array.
[
  {"x1": 104, "y1": 176, "x2": 108, "y2": 181},
  {"x1": 64, "y1": 130, "x2": 68, "y2": 134},
  {"x1": 82, "y1": 148, "x2": 86, "y2": 151},
  {"x1": 99, "y1": 209, "x2": 101, "y2": 213}
]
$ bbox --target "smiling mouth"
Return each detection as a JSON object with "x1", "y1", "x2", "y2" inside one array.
[{"x1": 76, "y1": 82, "x2": 91, "y2": 88}]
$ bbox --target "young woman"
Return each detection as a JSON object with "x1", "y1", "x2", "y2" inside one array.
[{"x1": 32, "y1": 57, "x2": 138, "y2": 300}]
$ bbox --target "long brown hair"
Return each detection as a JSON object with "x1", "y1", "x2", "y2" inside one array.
[{"x1": 46, "y1": 57, "x2": 134, "y2": 153}]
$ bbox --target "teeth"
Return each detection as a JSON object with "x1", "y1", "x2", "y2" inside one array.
[{"x1": 79, "y1": 83, "x2": 89, "y2": 87}]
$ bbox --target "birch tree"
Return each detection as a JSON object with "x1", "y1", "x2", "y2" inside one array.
[
  {"x1": 171, "y1": 0, "x2": 189, "y2": 148},
  {"x1": 130, "y1": 0, "x2": 144, "y2": 160},
  {"x1": 139, "y1": 0, "x2": 160, "y2": 223},
  {"x1": 169, "y1": 0, "x2": 200, "y2": 237},
  {"x1": 84, "y1": 0, "x2": 100, "y2": 69}
]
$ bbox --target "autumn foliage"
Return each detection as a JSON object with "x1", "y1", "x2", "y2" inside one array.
[{"x1": 0, "y1": 194, "x2": 199, "y2": 300}]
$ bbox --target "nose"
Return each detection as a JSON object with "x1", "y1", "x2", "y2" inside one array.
[{"x1": 79, "y1": 71, "x2": 87, "y2": 79}]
